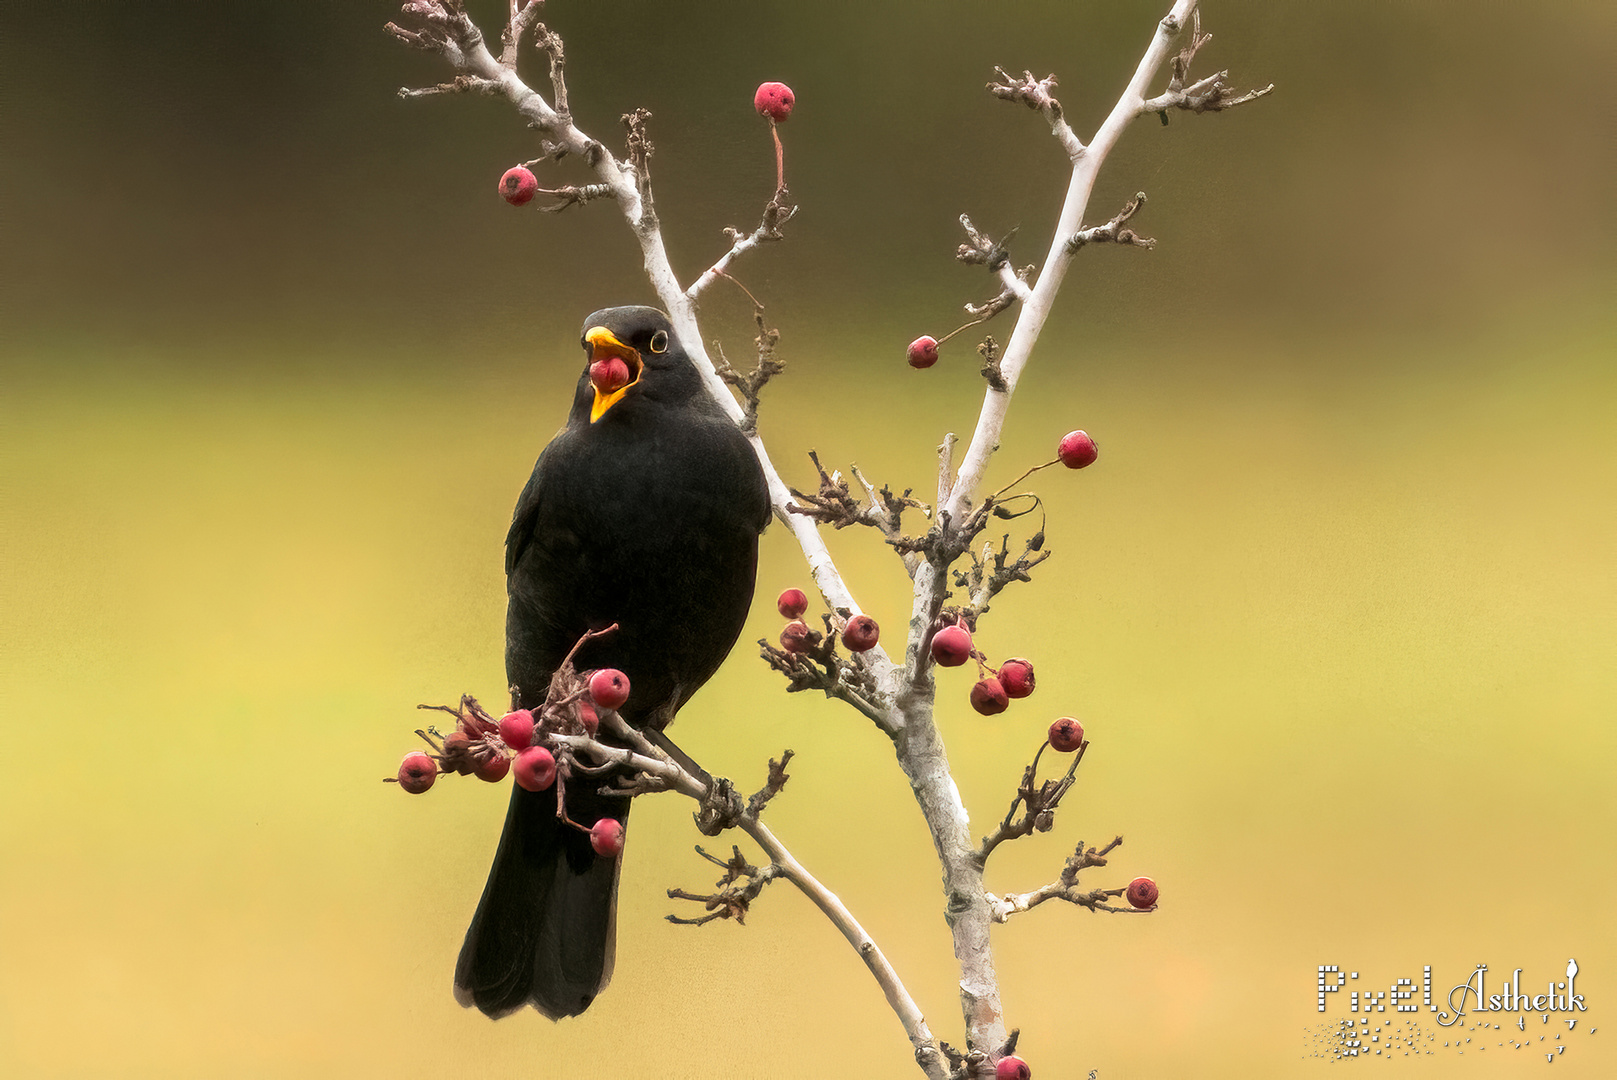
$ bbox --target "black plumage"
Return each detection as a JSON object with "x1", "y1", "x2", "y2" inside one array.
[{"x1": 454, "y1": 306, "x2": 770, "y2": 1020}]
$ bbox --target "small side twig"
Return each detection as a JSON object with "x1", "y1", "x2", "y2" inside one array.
[
  {"x1": 712, "y1": 311, "x2": 786, "y2": 435},
  {"x1": 621, "y1": 108, "x2": 656, "y2": 226},
  {"x1": 1066, "y1": 192, "x2": 1157, "y2": 253},
  {"x1": 1142, "y1": 11, "x2": 1274, "y2": 122},
  {"x1": 986, "y1": 66, "x2": 1084, "y2": 159},
  {"x1": 976, "y1": 739, "x2": 1089, "y2": 864},
  {"x1": 498, "y1": 1, "x2": 544, "y2": 70},
  {"x1": 989, "y1": 836, "x2": 1148, "y2": 921},
  {"x1": 956, "y1": 527, "x2": 1051, "y2": 619},
  {"x1": 667, "y1": 845, "x2": 784, "y2": 926}
]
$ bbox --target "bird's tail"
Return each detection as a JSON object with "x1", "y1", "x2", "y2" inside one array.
[{"x1": 454, "y1": 779, "x2": 625, "y2": 1019}]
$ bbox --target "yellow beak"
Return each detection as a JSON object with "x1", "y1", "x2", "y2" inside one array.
[{"x1": 585, "y1": 327, "x2": 643, "y2": 423}]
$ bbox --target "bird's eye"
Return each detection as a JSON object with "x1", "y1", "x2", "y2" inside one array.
[{"x1": 649, "y1": 330, "x2": 669, "y2": 354}]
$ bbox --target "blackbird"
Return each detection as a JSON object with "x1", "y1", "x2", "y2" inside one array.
[{"x1": 454, "y1": 306, "x2": 771, "y2": 1019}]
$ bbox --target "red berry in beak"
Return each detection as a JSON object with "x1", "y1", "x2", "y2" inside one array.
[
  {"x1": 777, "y1": 588, "x2": 809, "y2": 619},
  {"x1": 841, "y1": 614, "x2": 880, "y2": 652},
  {"x1": 590, "y1": 818, "x2": 625, "y2": 858},
  {"x1": 780, "y1": 620, "x2": 814, "y2": 654},
  {"x1": 1057, "y1": 430, "x2": 1098, "y2": 468},
  {"x1": 1047, "y1": 717, "x2": 1084, "y2": 753},
  {"x1": 930, "y1": 624, "x2": 972, "y2": 666},
  {"x1": 970, "y1": 677, "x2": 1010, "y2": 715},
  {"x1": 998, "y1": 658, "x2": 1036, "y2": 698},
  {"x1": 397, "y1": 751, "x2": 438, "y2": 794},
  {"x1": 753, "y1": 81, "x2": 795, "y2": 122},
  {"x1": 907, "y1": 336, "x2": 940, "y2": 369},
  {"x1": 499, "y1": 166, "x2": 538, "y2": 205},
  {"x1": 996, "y1": 1056, "x2": 1032, "y2": 1080},
  {"x1": 590, "y1": 357, "x2": 632, "y2": 394},
  {"x1": 589, "y1": 668, "x2": 631, "y2": 710},
  {"x1": 498, "y1": 709, "x2": 535, "y2": 750},
  {"x1": 1126, "y1": 876, "x2": 1159, "y2": 909},
  {"x1": 513, "y1": 746, "x2": 557, "y2": 792}
]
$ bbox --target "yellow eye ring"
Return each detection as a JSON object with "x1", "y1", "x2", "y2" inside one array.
[{"x1": 649, "y1": 330, "x2": 669, "y2": 354}]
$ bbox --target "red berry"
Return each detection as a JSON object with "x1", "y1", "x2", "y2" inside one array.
[
  {"x1": 841, "y1": 614, "x2": 880, "y2": 652},
  {"x1": 998, "y1": 658, "x2": 1036, "y2": 698},
  {"x1": 996, "y1": 1056, "x2": 1031, "y2": 1080},
  {"x1": 753, "y1": 81, "x2": 795, "y2": 122},
  {"x1": 590, "y1": 818, "x2": 625, "y2": 858},
  {"x1": 1126, "y1": 876, "x2": 1159, "y2": 909},
  {"x1": 777, "y1": 587, "x2": 809, "y2": 619},
  {"x1": 930, "y1": 624, "x2": 972, "y2": 666},
  {"x1": 590, "y1": 357, "x2": 632, "y2": 394},
  {"x1": 499, "y1": 166, "x2": 538, "y2": 206},
  {"x1": 589, "y1": 668, "x2": 631, "y2": 710},
  {"x1": 474, "y1": 753, "x2": 511, "y2": 783},
  {"x1": 513, "y1": 746, "x2": 557, "y2": 792},
  {"x1": 498, "y1": 709, "x2": 535, "y2": 750},
  {"x1": 397, "y1": 751, "x2": 438, "y2": 794},
  {"x1": 970, "y1": 677, "x2": 1009, "y2": 715},
  {"x1": 1048, "y1": 717, "x2": 1085, "y2": 753},
  {"x1": 577, "y1": 701, "x2": 599, "y2": 737},
  {"x1": 907, "y1": 335, "x2": 939, "y2": 369},
  {"x1": 780, "y1": 620, "x2": 814, "y2": 653},
  {"x1": 1057, "y1": 430, "x2": 1098, "y2": 469}
]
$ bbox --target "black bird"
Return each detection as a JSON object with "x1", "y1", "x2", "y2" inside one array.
[{"x1": 454, "y1": 306, "x2": 771, "y2": 1019}]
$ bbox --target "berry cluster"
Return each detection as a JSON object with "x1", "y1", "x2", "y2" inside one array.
[
  {"x1": 928, "y1": 617, "x2": 1043, "y2": 720},
  {"x1": 775, "y1": 587, "x2": 882, "y2": 656},
  {"x1": 384, "y1": 664, "x2": 636, "y2": 860}
]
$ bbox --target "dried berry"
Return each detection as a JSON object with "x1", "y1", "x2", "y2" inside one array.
[
  {"x1": 1127, "y1": 876, "x2": 1159, "y2": 909},
  {"x1": 970, "y1": 677, "x2": 1010, "y2": 715},
  {"x1": 841, "y1": 614, "x2": 880, "y2": 652},
  {"x1": 1048, "y1": 717, "x2": 1085, "y2": 753},
  {"x1": 473, "y1": 753, "x2": 511, "y2": 784},
  {"x1": 780, "y1": 620, "x2": 814, "y2": 654},
  {"x1": 397, "y1": 751, "x2": 438, "y2": 794}
]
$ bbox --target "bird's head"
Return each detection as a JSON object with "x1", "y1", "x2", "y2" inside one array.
[{"x1": 576, "y1": 306, "x2": 693, "y2": 423}]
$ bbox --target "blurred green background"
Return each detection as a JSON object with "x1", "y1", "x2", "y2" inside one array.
[{"x1": 2, "y1": 1, "x2": 1613, "y2": 1077}]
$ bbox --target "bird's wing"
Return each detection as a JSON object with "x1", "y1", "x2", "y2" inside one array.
[{"x1": 505, "y1": 450, "x2": 548, "y2": 576}]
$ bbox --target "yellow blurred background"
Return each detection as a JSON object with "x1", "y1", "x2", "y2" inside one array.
[{"x1": 2, "y1": 1, "x2": 1613, "y2": 1077}]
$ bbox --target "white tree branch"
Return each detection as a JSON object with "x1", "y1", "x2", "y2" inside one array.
[
  {"x1": 392, "y1": 1, "x2": 1262, "y2": 1072},
  {"x1": 582, "y1": 718, "x2": 948, "y2": 1076},
  {"x1": 942, "y1": 0, "x2": 1202, "y2": 528}
]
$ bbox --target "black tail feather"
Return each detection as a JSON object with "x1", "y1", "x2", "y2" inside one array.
[{"x1": 454, "y1": 780, "x2": 625, "y2": 1019}]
